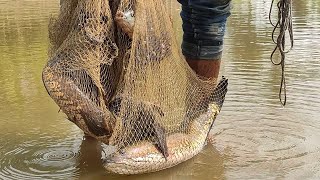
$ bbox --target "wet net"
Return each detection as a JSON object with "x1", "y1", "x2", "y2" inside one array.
[{"x1": 42, "y1": 0, "x2": 228, "y2": 174}]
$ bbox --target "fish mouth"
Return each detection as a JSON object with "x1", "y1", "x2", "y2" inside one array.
[
  {"x1": 103, "y1": 152, "x2": 125, "y2": 164},
  {"x1": 102, "y1": 151, "x2": 134, "y2": 166},
  {"x1": 103, "y1": 157, "x2": 116, "y2": 164},
  {"x1": 103, "y1": 155, "x2": 141, "y2": 174}
]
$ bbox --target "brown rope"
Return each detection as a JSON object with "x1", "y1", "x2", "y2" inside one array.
[{"x1": 269, "y1": 0, "x2": 294, "y2": 106}]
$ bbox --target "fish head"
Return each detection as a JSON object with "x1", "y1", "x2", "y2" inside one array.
[
  {"x1": 103, "y1": 142, "x2": 165, "y2": 174},
  {"x1": 103, "y1": 153, "x2": 159, "y2": 174},
  {"x1": 103, "y1": 153, "x2": 137, "y2": 174}
]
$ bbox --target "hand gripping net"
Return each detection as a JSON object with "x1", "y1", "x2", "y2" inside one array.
[{"x1": 42, "y1": 0, "x2": 227, "y2": 173}]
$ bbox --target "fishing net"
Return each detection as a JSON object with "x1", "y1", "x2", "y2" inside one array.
[{"x1": 42, "y1": 0, "x2": 227, "y2": 173}]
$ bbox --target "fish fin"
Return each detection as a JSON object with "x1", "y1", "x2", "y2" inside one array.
[
  {"x1": 151, "y1": 104, "x2": 167, "y2": 159},
  {"x1": 108, "y1": 96, "x2": 122, "y2": 116},
  {"x1": 153, "y1": 122, "x2": 169, "y2": 160},
  {"x1": 210, "y1": 77, "x2": 228, "y2": 110}
]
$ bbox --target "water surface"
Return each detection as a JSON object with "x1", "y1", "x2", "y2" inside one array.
[{"x1": 0, "y1": 0, "x2": 320, "y2": 179}]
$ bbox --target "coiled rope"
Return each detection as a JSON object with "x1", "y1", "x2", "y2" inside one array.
[{"x1": 269, "y1": 0, "x2": 293, "y2": 106}]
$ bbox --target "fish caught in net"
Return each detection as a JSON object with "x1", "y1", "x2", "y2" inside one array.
[{"x1": 42, "y1": 0, "x2": 228, "y2": 174}]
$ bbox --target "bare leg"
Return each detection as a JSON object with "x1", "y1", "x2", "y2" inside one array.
[
  {"x1": 178, "y1": 0, "x2": 231, "y2": 80},
  {"x1": 187, "y1": 59, "x2": 221, "y2": 80}
]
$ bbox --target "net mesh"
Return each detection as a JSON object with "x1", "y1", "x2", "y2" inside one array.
[{"x1": 42, "y1": 0, "x2": 227, "y2": 173}]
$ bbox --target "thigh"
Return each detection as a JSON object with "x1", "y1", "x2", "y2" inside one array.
[{"x1": 179, "y1": 0, "x2": 232, "y2": 60}]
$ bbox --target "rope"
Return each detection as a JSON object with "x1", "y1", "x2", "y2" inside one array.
[{"x1": 269, "y1": 0, "x2": 293, "y2": 106}]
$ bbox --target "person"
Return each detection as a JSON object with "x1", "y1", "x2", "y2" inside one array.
[
  {"x1": 177, "y1": 0, "x2": 231, "y2": 80},
  {"x1": 60, "y1": 0, "x2": 230, "y2": 79},
  {"x1": 114, "y1": 0, "x2": 231, "y2": 80}
]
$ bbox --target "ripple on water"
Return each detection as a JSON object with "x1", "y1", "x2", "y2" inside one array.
[
  {"x1": 0, "y1": 139, "x2": 82, "y2": 180},
  {"x1": 212, "y1": 106, "x2": 320, "y2": 179}
]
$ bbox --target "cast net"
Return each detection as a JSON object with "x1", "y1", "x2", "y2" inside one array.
[{"x1": 42, "y1": 0, "x2": 227, "y2": 173}]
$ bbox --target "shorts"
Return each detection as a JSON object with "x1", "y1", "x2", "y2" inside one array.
[{"x1": 178, "y1": 0, "x2": 231, "y2": 60}]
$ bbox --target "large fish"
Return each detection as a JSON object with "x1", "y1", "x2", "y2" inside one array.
[
  {"x1": 42, "y1": 0, "x2": 118, "y2": 142},
  {"x1": 42, "y1": 64, "x2": 116, "y2": 143},
  {"x1": 103, "y1": 78, "x2": 228, "y2": 174}
]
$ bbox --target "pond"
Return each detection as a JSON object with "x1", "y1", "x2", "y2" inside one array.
[{"x1": 0, "y1": 0, "x2": 320, "y2": 179}]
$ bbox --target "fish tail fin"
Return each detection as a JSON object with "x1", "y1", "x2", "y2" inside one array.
[{"x1": 211, "y1": 76, "x2": 228, "y2": 110}]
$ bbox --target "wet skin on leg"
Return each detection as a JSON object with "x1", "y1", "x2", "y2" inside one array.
[{"x1": 186, "y1": 59, "x2": 221, "y2": 80}]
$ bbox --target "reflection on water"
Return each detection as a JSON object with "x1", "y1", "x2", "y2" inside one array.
[
  {"x1": 0, "y1": 134, "x2": 82, "y2": 179},
  {"x1": 0, "y1": 0, "x2": 320, "y2": 179}
]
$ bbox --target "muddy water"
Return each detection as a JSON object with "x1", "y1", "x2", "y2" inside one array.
[{"x1": 0, "y1": 0, "x2": 320, "y2": 179}]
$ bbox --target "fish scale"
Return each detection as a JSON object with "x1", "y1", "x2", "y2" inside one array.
[{"x1": 103, "y1": 78, "x2": 228, "y2": 174}]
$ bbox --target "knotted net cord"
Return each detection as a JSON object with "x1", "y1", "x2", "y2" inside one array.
[{"x1": 269, "y1": 0, "x2": 294, "y2": 106}]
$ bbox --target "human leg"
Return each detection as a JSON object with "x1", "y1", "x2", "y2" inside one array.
[{"x1": 178, "y1": 0, "x2": 231, "y2": 80}]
